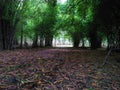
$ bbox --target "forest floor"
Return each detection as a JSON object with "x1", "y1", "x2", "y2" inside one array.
[{"x1": 0, "y1": 48, "x2": 120, "y2": 90}]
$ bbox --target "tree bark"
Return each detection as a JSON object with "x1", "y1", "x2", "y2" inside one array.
[
  {"x1": 0, "y1": 19, "x2": 15, "y2": 50},
  {"x1": 0, "y1": 0, "x2": 20, "y2": 50},
  {"x1": 0, "y1": 21, "x2": 3, "y2": 50},
  {"x1": 72, "y1": 32, "x2": 80, "y2": 48},
  {"x1": 32, "y1": 33, "x2": 38, "y2": 48},
  {"x1": 81, "y1": 38, "x2": 85, "y2": 48},
  {"x1": 20, "y1": 29, "x2": 23, "y2": 48},
  {"x1": 45, "y1": 35, "x2": 53, "y2": 47},
  {"x1": 89, "y1": 31, "x2": 99, "y2": 49},
  {"x1": 40, "y1": 36, "x2": 44, "y2": 47}
]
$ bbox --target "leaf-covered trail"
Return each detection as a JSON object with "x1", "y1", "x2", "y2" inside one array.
[{"x1": 0, "y1": 48, "x2": 120, "y2": 90}]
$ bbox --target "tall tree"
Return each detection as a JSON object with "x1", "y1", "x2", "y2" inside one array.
[
  {"x1": 93, "y1": 0, "x2": 120, "y2": 49},
  {"x1": 0, "y1": 0, "x2": 24, "y2": 50},
  {"x1": 44, "y1": 0, "x2": 57, "y2": 47}
]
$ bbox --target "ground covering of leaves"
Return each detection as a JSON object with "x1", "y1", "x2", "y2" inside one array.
[{"x1": 0, "y1": 48, "x2": 119, "y2": 90}]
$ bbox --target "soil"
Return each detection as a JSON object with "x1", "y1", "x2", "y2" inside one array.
[{"x1": 0, "y1": 48, "x2": 119, "y2": 90}]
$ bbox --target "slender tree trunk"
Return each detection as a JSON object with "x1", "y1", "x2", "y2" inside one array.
[
  {"x1": 12, "y1": 37, "x2": 19, "y2": 49},
  {"x1": 20, "y1": 29, "x2": 23, "y2": 48},
  {"x1": 1, "y1": 21, "x2": 5, "y2": 50},
  {"x1": 116, "y1": 25, "x2": 120, "y2": 48},
  {"x1": 118, "y1": 29, "x2": 120, "y2": 48},
  {"x1": 107, "y1": 35, "x2": 110, "y2": 50},
  {"x1": 8, "y1": 27, "x2": 15, "y2": 50},
  {"x1": 40, "y1": 36, "x2": 44, "y2": 47},
  {"x1": 106, "y1": 33, "x2": 115, "y2": 50},
  {"x1": 97, "y1": 37, "x2": 102, "y2": 48},
  {"x1": 0, "y1": 21, "x2": 3, "y2": 50},
  {"x1": 24, "y1": 36, "x2": 28, "y2": 48},
  {"x1": 81, "y1": 38, "x2": 85, "y2": 48},
  {"x1": 32, "y1": 33, "x2": 38, "y2": 48}
]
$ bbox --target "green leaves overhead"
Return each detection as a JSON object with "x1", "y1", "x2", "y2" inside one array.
[
  {"x1": 15, "y1": 0, "x2": 100, "y2": 47},
  {"x1": 56, "y1": 0, "x2": 96, "y2": 38},
  {"x1": 15, "y1": 0, "x2": 97, "y2": 39},
  {"x1": 16, "y1": 0, "x2": 53, "y2": 39}
]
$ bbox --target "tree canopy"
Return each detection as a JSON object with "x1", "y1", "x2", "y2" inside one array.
[{"x1": 0, "y1": 0, "x2": 120, "y2": 50}]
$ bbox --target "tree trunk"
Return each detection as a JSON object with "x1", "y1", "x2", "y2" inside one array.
[
  {"x1": 106, "y1": 33, "x2": 115, "y2": 50},
  {"x1": 8, "y1": 27, "x2": 16, "y2": 50},
  {"x1": 1, "y1": 20, "x2": 15, "y2": 50},
  {"x1": 24, "y1": 36, "x2": 28, "y2": 48},
  {"x1": 0, "y1": 1, "x2": 19, "y2": 50},
  {"x1": 72, "y1": 32, "x2": 80, "y2": 48},
  {"x1": 118, "y1": 29, "x2": 120, "y2": 48},
  {"x1": 0, "y1": 21, "x2": 3, "y2": 50},
  {"x1": 73, "y1": 40, "x2": 80, "y2": 47},
  {"x1": 20, "y1": 29, "x2": 23, "y2": 48},
  {"x1": 81, "y1": 38, "x2": 85, "y2": 48},
  {"x1": 40, "y1": 36, "x2": 44, "y2": 47},
  {"x1": 89, "y1": 31, "x2": 99, "y2": 49},
  {"x1": 32, "y1": 33, "x2": 38, "y2": 48},
  {"x1": 97, "y1": 37, "x2": 102, "y2": 48},
  {"x1": 1, "y1": 19, "x2": 6, "y2": 49},
  {"x1": 45, "y1": 35, "x2": 53, "y2": 47}
]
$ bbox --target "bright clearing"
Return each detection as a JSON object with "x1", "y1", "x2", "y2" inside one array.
[{"x1": 58, "y1": 0, "x2": 67, "y2": 4}]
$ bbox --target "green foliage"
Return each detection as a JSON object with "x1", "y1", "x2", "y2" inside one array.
[
  {"x1": 55, "y1": 0, "x2": 96, "y2": 42},
  {"x1": 15, "y1": 0, "x2": 57, "y2": 41},
  {"x1": 1, "y1": 0, "x2": 119, "y2": 49},
  {"x1": 5, "y1": 0, "x2": 103, "y2": 48}
]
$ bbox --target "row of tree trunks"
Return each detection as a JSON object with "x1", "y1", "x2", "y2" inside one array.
[
  {"x1": 32, "y1": 34, "x2": 53, "y2": 48},
  {"x1": 0, "y1": 19, "x2": 15, "y2": 50},
  {"x1": 106, "y1": 26, "x2": 120, "y2": 50},
  {"x1": 118, "y1": 27, "x2": 120, "y2": 48},
  {"x1": 0, "y1": 0, "x2": 18, "y2": 50}
]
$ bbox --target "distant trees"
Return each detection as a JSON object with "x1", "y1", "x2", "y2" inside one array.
[
  {"x1": 57, "y1": 0, "x2": 95, "y2": 47},
  {"x1": 44, "y1": 0, "x2": 57, "y2": 47},
  {"x1": 0, "y1": 0, "x2": 120, "y2": 50},
  {"x1": 13, "y1": 0, "x2": 57, "y2": 48},
  {"x1": 32, "y1": 0, "x2": 57, "y2": 47}
]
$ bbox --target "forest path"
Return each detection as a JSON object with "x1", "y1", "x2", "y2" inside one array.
[{"x1": 0, "y1": 48, "x2": 119, "y2": 90}]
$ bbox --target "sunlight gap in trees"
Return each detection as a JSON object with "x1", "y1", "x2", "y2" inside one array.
[{"x1": 58, "y1": 0, "x2": 67, "y2": 4}]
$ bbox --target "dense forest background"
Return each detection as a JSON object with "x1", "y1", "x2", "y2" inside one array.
[{"x1": 0, "y1": 0, "x2": 120, "y2": 50}]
